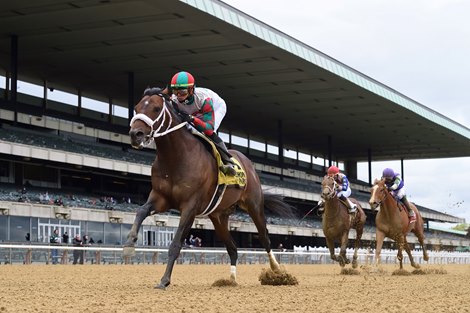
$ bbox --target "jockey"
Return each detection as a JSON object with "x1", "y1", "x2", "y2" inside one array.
[
  {"x1": 318, "y1": 165, "x2": 357, "y2": 214},
  {"x1": 168, "y1": 71, "x2": 236, "y2": 176},
  {"x1": 381, "y1": 168, "x2": 416, "y2": 223}
]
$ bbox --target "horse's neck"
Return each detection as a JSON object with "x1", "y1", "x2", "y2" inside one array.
[
  {"x1": 324, "y1": 198, "x2": 341, "y2": 218},
  {"x1": 380, "y1": 193, "x2": 400, "y2": 219},
  {"x1": 154, "y1": 128, "x2": 210, "y2": 167}
]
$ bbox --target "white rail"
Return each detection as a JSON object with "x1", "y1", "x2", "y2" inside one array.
[{"x1": 0, "y1": 244, "x2": 469, "y2": 265}]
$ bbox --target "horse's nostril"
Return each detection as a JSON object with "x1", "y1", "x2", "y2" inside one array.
[{"x1": 129, "y1": 129, "x2": 144, "y2": 139}]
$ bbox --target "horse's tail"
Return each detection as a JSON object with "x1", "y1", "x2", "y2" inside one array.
[{"x1": 263, "y1": 193, "x2": 296, "y2": 219}]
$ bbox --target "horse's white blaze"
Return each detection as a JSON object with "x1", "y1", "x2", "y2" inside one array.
[{"x1": 370, "y1": 184, "x2": 378, "y2": 202}]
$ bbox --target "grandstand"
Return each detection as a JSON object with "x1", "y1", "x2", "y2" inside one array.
[
  {"x1": 0, "y1": 0, "x2": 469, "y2": 256},
  {"x1": 1, "y1": 106, "x2": 468, "y2": 251}
]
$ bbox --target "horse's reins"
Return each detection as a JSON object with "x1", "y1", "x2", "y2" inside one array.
[{"x1": 129, "y1": 96, "x2": 188, "y2": 145}]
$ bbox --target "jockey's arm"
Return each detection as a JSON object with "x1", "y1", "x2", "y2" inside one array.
[
  {"x1": 336, "y1": 174, "x2": 348, "y2": 191},
  {"x1": 192, "y1": 98, "x2": 215, "y2": 136},
  {"x1": 341, "y1": 174, "x2": 349, "y2": 191}
]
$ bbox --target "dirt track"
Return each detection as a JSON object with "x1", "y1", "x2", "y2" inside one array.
[{"x1": 0, "y1": 264, "x2": 469, "y2": 313}]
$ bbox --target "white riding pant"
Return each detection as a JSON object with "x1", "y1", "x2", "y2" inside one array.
[{"x1": 337, "y1": 186, "x2": 352, "y2": 198}]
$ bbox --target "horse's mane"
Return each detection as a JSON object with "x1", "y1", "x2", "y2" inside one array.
[
  {"x1": 142, "y1": 87, "x2": 181, "y2": 119},
  {"x1": 322, "y1": 175, "x2": 335, "y2": 185},
  {"x1": 143, "y1": 86, "x2": 170, "y2": 99}
]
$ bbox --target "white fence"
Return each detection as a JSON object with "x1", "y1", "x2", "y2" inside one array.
[{"x1": 1, "y1": 244, "x2": 469, "y2": 265}]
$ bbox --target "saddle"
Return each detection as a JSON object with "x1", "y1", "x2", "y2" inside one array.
[
  {"x1": 338, "y1": 198, "x2": 360, "y2": 226},
  {"x1": 397, "y1": 201, "x2": 405, "y2": 212},
  {"x1": 189, "y1": 129, "x2": 247, "y2": 218},
  {"x1": 189, "y1": 129, "x2": 246, "y2": 187}
]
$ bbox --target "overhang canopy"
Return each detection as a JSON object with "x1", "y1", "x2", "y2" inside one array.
[{"x1": 0, "y1": 0, "x2": 469, "y2": 161}]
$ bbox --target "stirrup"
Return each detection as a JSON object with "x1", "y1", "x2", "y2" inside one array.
[
  {"x1": 348, "y1": 206, "x2": 357, "y2": 214},
  {"x1": 220, "y1": 164, "x2": 236, "y2": 176},
  {"x1": 408, "y1": 214, "x2": 416, "y2": 224}
]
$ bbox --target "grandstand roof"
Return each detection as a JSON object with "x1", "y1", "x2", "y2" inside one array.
[{"x1": 1, "y1": 0, "x2": 469, "y2": 162}]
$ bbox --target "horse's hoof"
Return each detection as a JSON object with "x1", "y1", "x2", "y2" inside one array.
[
  {"x1": 154, "y1": 284, "x2": 167, "y2": 290},
  {"x1": 123, "y1": 246, "x2": 136, "y2": 257}
]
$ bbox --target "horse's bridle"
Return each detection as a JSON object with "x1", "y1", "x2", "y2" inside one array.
[
  {"x1": 371, "y1": 183, "x2": 387, "y2": 207},
  {"x1": 322, "y1": 176, "x2": 339, "y2": 200},
  {"x1": 129, "y1": 96, "x2": 188, "y2": 145}
]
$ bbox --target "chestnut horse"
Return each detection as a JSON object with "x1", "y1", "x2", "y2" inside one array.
[
  {"x1": 124, "y1": 88, "x2": 294, "y2": 289},
  {"x1": 320, "y1": 175, "x2": 366, "y2": 268},
  {"x1": 369, "y1": 179, "x2": 429, "y2": 269}
]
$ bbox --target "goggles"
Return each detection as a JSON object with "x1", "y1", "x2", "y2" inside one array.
[{"x1": 172, "y1": 88, "x2": 190, "y2": 96}]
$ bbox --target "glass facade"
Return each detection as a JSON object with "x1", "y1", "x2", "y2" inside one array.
[
  {"x1": 0, "y1": 215, "x2": 159, "y2": 246},
  {"x1": 104, "y1": 222, "x2": 121, "y2": 245},
  {"x1": 87, "y1": 221, "x2": 104, "y2": 244},
  {"x1": 0, "y1": 215, "x2": 7, "y2": 241},
  {"x1": 9, "y1": 216, "x2": 30, "y2": 242}
]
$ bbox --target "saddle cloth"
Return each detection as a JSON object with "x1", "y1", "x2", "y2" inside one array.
[{"x1": 338, "y1": 198, "x2": 360, "y2": 227}]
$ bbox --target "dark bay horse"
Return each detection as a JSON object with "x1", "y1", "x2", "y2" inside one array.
[
  {"x1": 124, "y1": 88, "x2": 294, "y2": 289},
  {"x1": 320, "y1": 175, "x2": 366, "y2": 268},
  {"x1": 369, "y1": 179, "x2": 429, "y2": 269}
]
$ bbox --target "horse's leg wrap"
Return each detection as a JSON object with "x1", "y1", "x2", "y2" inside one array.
[
  {"x1": 268, "y1": 250, "x2": 281, "y2": 272},
  {"x1": 230, "y1": 265, "x2": 237, "y2": 280}
]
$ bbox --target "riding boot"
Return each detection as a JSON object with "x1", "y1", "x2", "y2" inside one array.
[
  {"x1": 317, "y1": 200, "x2": 325, "y2": 213},
  {"x1": 401, "y1": 196, "x2": 416, "y2": 223},
  {"x1": 209, "y1": 133, "x2": 237, "y2": 176},
  {"x1": 340, "y1": 195, "x2": 357, "y2": 214}
]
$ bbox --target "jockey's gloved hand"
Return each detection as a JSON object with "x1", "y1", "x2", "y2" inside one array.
[{"x1": 179, "y1": 112, "x2": 194, "y2": 123}]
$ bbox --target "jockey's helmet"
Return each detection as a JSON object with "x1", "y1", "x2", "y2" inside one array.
[
  {"x1": 170, "y1": 71, "x2": 195, "y2": 89},
  {"x1": 327, "y1": 166, "x2": 339, "y2": 176},
  {"x1": 382, "y1": 168, "x2": 395, "y2": 179}
]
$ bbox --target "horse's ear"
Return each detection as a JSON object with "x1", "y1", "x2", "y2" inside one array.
[
  {"x1": 167, "y1": 99, "x2": 183, "y2": 121},
  {"x1": 373, "y1": 178, "x2": 379, "y2": 185},
  {"x1": 159, "y1": 86, "x2": 171, "y2": 101}
]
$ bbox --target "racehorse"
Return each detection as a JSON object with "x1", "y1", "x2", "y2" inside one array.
[
  {"x1": 124, "y1": 88, "x2": 295, "y2": 289},
  {"x1": 320, "y1": 175, "x2": 366, "y2": 268},
  {"x1": 369, "y1": 178, "x2": 429, "y2": 269}
]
